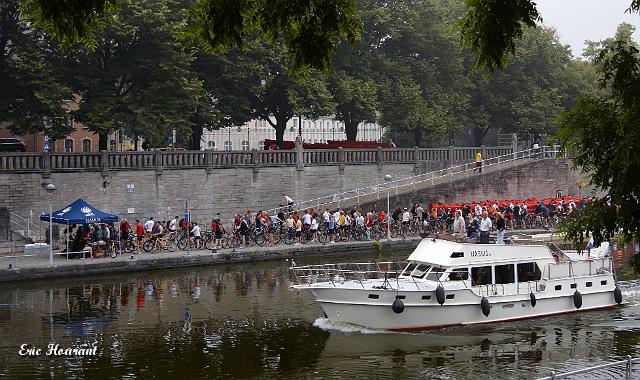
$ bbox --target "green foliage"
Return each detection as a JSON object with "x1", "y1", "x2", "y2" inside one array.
[
  {"x1": 181, "y1": 0, "x2": 361, "y2": 72},
  {"x1": 557, "y1": 28, "x2": 640, "y2": 261},
  {"x1": 329, "y1": 72, "x2": 377, "y2": 140},
  {"x1": 0, "y1": 0, "x2": 74, "y2": 139},
  {"x1": 67, "y1": 0, "x2": 214, "y2": 149},
  {"x1": 459, "y1": 0, "x2": 540, "y2": 71},
  {"x1": 20, "y1": 0, "x2": 118, "y2": 49}
]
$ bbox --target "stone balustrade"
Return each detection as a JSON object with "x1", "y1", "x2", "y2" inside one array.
[{"x1": 0, "y1": 145, "x2": 513, "y2": 176}]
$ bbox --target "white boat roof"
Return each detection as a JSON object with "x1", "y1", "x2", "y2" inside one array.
[{"x1": 407, "y1": 238, "x2": 556, "y2": 267}]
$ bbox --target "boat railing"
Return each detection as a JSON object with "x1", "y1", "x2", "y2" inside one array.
[
  {"x1": 289, "y1": 262, "x2": 407, "y2": 288},
  {"x1": 517, "y1": 281, "x2": 541, "y2": 294},
  {"x1": 546, "y1": 257, "x2": 613, "y2": 280}
]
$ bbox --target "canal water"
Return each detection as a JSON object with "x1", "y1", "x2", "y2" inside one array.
[{"x1": 1, "y1": 250, "x2": 640, "y2": 379}]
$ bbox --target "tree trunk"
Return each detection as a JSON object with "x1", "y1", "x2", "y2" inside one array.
[
  {"x1": 275, "y1": 125, "x2": 286, "y2": 149},
  {"x1": 99, "y1": 132, "x2": 108, "y2": 151},
  {"x1": 472, "y1": 125, "x2": 490, "y2": 146},
  {"x1": 191, "y1": 124, "x2": 203, "y2": 150},
  {"x1": 345, "y1": 120, "x2": 358, "y2": 141},
  {"x1": 134, "y1": 135, "x2": 139, "y2": 151},
  {"x1": 413, "y1": 128, "x2": 424, "y2": 148}
]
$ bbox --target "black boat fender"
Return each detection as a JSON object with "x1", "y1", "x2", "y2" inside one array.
[
  {"x1": 481, "y1": 297, "x2": 490, "y2": 317},
  {"x1": 573, "y1": 290, "x2": 582, "y2": 309},
  {"x1": 614, "y1": 286, "x2": 623, "y2": 304},
  {"x1": 435, "y1": 285, "x2": 446, "y2": 305},
  {"x1": 530, "y1": 292, "x2": 537, "y2": 308},
  {"x1": 392, "y1": 298, "x2": 405, "y2": 314}
]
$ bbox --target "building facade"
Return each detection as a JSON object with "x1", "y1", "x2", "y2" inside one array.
[
  {"x1": 201, "y1": 116, "x2": 385, "y2": 151},
  {"x1": 0, "y1": 121, "x2": 100, "y2": 153}
]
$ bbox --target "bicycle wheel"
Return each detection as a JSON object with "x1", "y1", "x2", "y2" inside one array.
[
  {"x1": 273, "y1": 233, "x2": 282, "y2": 245},
  {"x1": 142, "y1": 240, "x2": 154, "y2": 252},
  {"x1": 318, "y1": 231, "x2": 328, "y2": 243},
  {"x1": 167, "y1": 239, "x2": 177, "y2": 252},
  {"x1": 284, "y1": 232, "x2": 295, "y2": 245},
  {"x1": 254, "y1": 233, "x2": 267, "y2": 247},
  {"x1": 177, "y1": 236, "x2": 188, "y2": 251},
  {"x1": 124, "y1": 240, "x2": 135, "y2": 253}
]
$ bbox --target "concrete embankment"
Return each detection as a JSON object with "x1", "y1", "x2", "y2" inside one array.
[{"x1": 0, "y1": 238, "x2": 422, "y2": 283}]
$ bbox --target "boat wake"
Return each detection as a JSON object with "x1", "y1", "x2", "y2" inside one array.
[{"x1": 313, "y1": 317, "x2": 397, "y2": 335}]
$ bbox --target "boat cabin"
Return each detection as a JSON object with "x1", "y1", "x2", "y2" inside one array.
[{"x1": 400, "y1": 239, "x2": 557, "y2": 289}]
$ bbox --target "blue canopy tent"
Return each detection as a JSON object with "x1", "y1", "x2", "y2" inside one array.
[
  {"x1": 40, "y1": 198, "x2": 119, "y2": 225},
  {"x1": 40, "y1": 199, "x2": 119, "y2": 257}
]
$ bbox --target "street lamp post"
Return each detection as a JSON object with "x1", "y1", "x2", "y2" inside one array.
[
  {"x1": 45, "y1": 183, "x2": 56, "y2": 266},
  {"x1": 384, "y1": 174, "x2": 392, "y2": 241}
]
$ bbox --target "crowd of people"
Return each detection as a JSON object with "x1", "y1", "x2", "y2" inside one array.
[{"x1": 62, "y1": 195, "x2": 589, "y2": 257}]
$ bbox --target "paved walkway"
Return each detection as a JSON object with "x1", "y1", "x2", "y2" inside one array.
[{"x1": 0, "y1": 237, "x2": 423, "y2": 282}]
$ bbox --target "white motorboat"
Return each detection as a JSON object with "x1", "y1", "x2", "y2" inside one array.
[{"x1": 290, "y1": 238, "x2": 623, "y2": 331}]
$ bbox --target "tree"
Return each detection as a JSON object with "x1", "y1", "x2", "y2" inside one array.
[
  {"x1": 465, "y1": 26, "x2": 573, "y2": 145},
  {"x1": 67, "y1": 0, "x2": 212, "y2": 150},
  {"x1": 0, "y1": 0, "x2": 74, "y2": 140},
  {"x1": 327, "y1": 73, "x2": 377, "y2": 141},
  {"x1": 557, "y1": 25, "x2": 640, "y2": 263},
  {"x1": 198, "y1": 40, "x2": 335, "y2": 148},
  {"x1": 22, "y1": 0, "x2": 361, "y2": 73}
]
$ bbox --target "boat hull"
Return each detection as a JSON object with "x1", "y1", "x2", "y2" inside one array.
[{"x1": 314, "y1": 288, "x2": 619, "y2": 330}]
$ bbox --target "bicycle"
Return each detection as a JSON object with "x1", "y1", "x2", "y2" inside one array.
[{"x1": 143, "y1": 234, "x2": 176, "y2": 253}]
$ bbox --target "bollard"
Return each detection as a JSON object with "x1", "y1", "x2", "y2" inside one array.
[
  {"x1": 627, "y1": 355, "x2": 632, "y2": 380},
  {"x1": 550, "y1": 371, "x2": 555, "y2": 380}
]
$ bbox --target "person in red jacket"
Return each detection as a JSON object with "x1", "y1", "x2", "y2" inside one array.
[{"x1": 135, "y1": 220, "x2": 144, "y2": 253}]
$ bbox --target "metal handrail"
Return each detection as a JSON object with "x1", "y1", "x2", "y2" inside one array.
[
  {"x1": 269, "y1": 145, "x2": 560, "y2": 213},
  {"x1": 9, "y1": 211, "x2": 45, "y2": 241},
  {"x1": 537, "y1": 355, "x2": 638, "y2": 380}
]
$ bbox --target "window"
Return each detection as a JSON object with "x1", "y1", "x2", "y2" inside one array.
[
  {"x1": 258, "y1": 140, "x2": 264, "y2": 150},
  {"x1": 495, "y1": 264, "x2": 515, "y2": 284},
  {"x1": 207, "y1": 141, "x2": 215, "y2": 148},
  {"x1": 586, "y1": 282, "x2": 593, "y2": 287},
  {"x1": 403, "y1": 262, "x2": 419, "y2": 276},
  {"x1": 517, "y1": 262, "x2": 542, "y2": 282},
  {"x1": 241, "y1": 140, "x2": 249, "y2": 151},
  {"x1": 368, "y1": 294, "x2": 379, "y2": 299},
  {"x1": 82, "y1": 139, "x2": 91, "y2": 152},
  {"x1": 472, "y1": 266, "x2": 492, "y2": 285},
  {"x1": 224, "y1": 141, "x2": 232, "y2": 151},
  {"x1": 395, "y1": 295, "x2": 406, "y2": 300},
  {"x1": 421, "y1": 295, "x2": 431, "y2": 300},
  {"x1": 425, "y1": 266, "x2": 447, "y2": 281},
  {"x1": 601, "y1": 280, "x2": 607, "y2": 286},
  {"x1": 446, "y1": 294, "x2": 455, "y2": 299},
  {"x1": 450, "y1": 252, "x2": 464, "y2": 258},
  {"x1": 64, "y1": 138, "x2": 74, "y2": 152},
  {"x1": 570, "y1": 283, "x2": 577, "y2": 289},
  {"x1": 410, "y1": 264, "x2": 431, "y2": 279},
  {"x1": 448, "y1": 268, "x2": 469, "y2": 281},
  {"x1": 555, "y1": 285, "x2": 562, "y2": 291}
]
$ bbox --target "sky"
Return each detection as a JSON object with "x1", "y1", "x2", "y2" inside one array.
[{"x1": 534, "y1": 0, "x2": 640, "y2": 57}]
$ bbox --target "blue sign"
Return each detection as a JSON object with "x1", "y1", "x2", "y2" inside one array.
[
  {"x1": 43, "y1": 137, "x2": 50, "y2": 152},
  {"x1": 185, "y1": 210, "x2": 190, "y2": 223}
]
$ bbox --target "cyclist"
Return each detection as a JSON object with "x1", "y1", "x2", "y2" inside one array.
[
  {"x1": 401, "y1": 207, "x2": 411, "y2": 235},
  {"x1": 168, "y1": 215, "x2": 179, "y2": 239},
  {"x1": 189, "y1": 222, "x2": 201, "y2": 248}
]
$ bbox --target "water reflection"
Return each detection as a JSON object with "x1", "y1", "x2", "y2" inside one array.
[{"x1": 0, "y1": 254, "x2": 638, "y2": 379}]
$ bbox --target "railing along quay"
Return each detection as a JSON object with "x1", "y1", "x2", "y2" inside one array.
[
  {"x1": 268, "y1": 146, "x2": 561, "y2": 213},
  {"x1": 537, "y1": 355, "x2": 639, "y2": 380},
  {"x1": 0, "y1": 145, "x2": 516, "y2": 174}
]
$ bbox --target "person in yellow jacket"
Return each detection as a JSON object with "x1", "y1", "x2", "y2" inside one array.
[{"x1": 474, "y1": 151, "x2": 482, "y2": 173}]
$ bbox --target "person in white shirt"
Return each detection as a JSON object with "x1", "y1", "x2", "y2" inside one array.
[
  {"x1": 310, "y1": 217, "x2": 319, "y2": 241},
  {"x1": 323, "y1": 209, "x2": 331, "y2": 230},
  {"x1": 144, "y1": 217, "x2": 155, "y2": 233},
  {"x1": 479, "y1": 211, "x2": 492, "y2": 244},
  {"x1": 453, "y1": 210, "x2": 466, "y2": 238},
  {"x1": 168, "y1": 216, "x2": 178, "y2": 238},
  {"x1": 303, "y1": 211, "x2": 312, "y2": 226},
  {"x1": 474, "y1": 204, "x2": 482, "y2": 217},
  {"x1": 415, "y1": 204, "x2": 424, "y2": 221},
  {"x1": 283, "y1": 194, "x2": 295, "y2": 207},
  {"x1": 190, "y1": 222, "x2": 201, "y2": 248},
  {"x1": 401, "y1": 208, "x2": 411, "y2": 234},
  {"x1": 286, "y1": 215, "x2": 294, "y2": 229}
]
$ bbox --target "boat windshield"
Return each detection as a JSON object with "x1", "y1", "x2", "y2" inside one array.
[
  {"x1": 410, "y1": 263, "x2": 431, "y2": 278},
  {"x1": 402, "y1": 262, "x2": 420, "y2": 276},
  {"x1": 425, "y1": 266, "x2": 447, "y2": 281}
]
